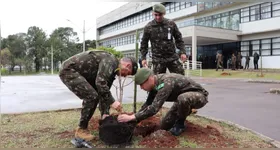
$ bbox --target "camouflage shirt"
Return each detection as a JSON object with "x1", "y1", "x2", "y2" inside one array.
[
  {"x1": 140, "y1": 18, "x2": 185, "y2": 62},
  {"x1": 135, "y1": 73, "x2": 209, "y2": 122},
  {"x1": 60, "y1": 50, "x2": 119, "y2": 107}
]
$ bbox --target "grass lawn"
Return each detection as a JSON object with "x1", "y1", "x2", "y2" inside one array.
[
  {"x1": 186, "y1": 69, "x2": 280, "y2": 80},
  {"x1": 1, "y1": 103, "x2": 276, "y2": 148}
]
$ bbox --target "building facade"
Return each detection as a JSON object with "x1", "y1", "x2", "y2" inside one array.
[{"x1": 96, "y1": 2, "x2": 280, "y2": 69}]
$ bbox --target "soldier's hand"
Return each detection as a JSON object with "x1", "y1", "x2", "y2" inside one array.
[
  {"x1": 142, "y1": 60, "x2": 148, "y2": 68},
  {"x1": 102, "y1": 114, "x2": 109, "y2": 120},
  {"x1": 180, "y1": 54, "x2": 187, "y2": 62},
  {"x1": 111, "y1": 101, "x2": 122, "y2": 112},
  {"x1": 118, "y1": 114, "x2": 136, "y2": 122}
]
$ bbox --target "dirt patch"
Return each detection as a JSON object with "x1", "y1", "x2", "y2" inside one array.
[
  {"x1": 221, "y1": 72, "x2": 231, "y2": 76},
  {"x1": 134, "y1": 116, "x2": 161, "y2": 137},
  {"x1": 34, "y1": 127, "x2": 54, "y2": 133},
  {"x1": 55, "y1": 130, "x2": 75, "y2": 139},
  {"x1": 139, "y1": 130, "x2": 179, "y2": 148},
  {"x1": 182, "y1": 120, "x2": 238, "y2": 148}
]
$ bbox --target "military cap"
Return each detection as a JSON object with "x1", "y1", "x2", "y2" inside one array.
[
  {"x1": 127, "y1": 57, "x2": 138, "y2": 75},
  {"x1": 134, "y1": 68, "x2": 153, "y2": 85},
  {"x1": 153, "y1": 3, "x2": 166, "y2": 14}
]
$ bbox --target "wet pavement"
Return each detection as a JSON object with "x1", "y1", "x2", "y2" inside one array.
[{"x1": 1, "y1": 75, "x2": 280, "y2": 141}]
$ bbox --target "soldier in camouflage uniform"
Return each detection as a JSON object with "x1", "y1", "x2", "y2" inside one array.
[
  {"x1": 59, "y1": 50, "x2": 138, "y2": 141},
  {"x1": 140, "y1": 3, "x2": 187, "y2": 75},
  {"x1": 216, "y1": 52, "x2": 224, "y2": 71},
  {"x1": 231, "y1": 53, "x2": 236, "y2": 70},
  {"x1": 118, "y1": 68, "x2": 209, "y2": 136}
]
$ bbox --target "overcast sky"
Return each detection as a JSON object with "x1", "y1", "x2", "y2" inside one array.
[{"x1": 0, "y1": 0, "x2": 128, "y2": 42}]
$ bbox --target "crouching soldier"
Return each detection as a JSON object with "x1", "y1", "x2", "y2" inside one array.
[
  {"x1": 59, "y1": 50, "x2": 138, "y2": 141},
  {"x1": 118, "y1": 68, "x2": 209, "y2": 136}
]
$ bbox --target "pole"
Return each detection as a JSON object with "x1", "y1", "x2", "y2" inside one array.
[
  {"x1": 133, "y1": 29, "x2": 139, "y2": 113},
  {"x1": 51, "y1": 44, "x2": 54, "y2": 75},
  {"x1": 0, "y1": 21, "x2": 2, "y2": 88},
  {"x1": 83, "y1": 20, "x2": 85, "y2": 52}
]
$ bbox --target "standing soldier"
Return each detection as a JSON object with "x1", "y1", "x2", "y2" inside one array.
[
  {"x1": 231, "y1": 53, "x2": 236, "y2": 70},
  {"x1": 140, "y1": 3, "x2": 187, "y2": 75},
  {"x1": 253, "y1": 52, "x2": 259, "y2": 70},
  {"x1": 118, "y1": 68, "x2": 209, "y2": 136},
  {"x1": 216, "y1": 52, "x2": 224, "y2": 71},
  {"x1": 59, "y1": 50, "x2": 138, "y2": 141},
  {"x1": 244, "y1": 53, "x2": 250, "y2": 70},
  {"x1": 237, "y1": 52, "x2": 242, "y2": 69}
]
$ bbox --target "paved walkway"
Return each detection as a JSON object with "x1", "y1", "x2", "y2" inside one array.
[{"x1": 1, "y1": 75, "x2": 280, "y2": 141}]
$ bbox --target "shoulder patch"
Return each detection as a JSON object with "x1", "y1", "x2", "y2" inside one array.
[{"x1": 156, "y1": 83, "x2": 164, "y2": 91}]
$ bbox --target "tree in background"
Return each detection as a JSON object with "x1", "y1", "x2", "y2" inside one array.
[{"x1": 26, "y1": 26, "x2": 48, "y2": 72}]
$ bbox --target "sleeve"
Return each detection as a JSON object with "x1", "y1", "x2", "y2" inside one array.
[
  {"x1": 172, "y1": 21, "x2": 185, "y2": 56},
  {"x1": 140, "y1": 25, "x2": 150, "y2": 60},
  {"x1": 135, "y1": 80, "x2": 174, "y2": 122},
  {"x1": 138, "y1": 89, "x2": 157, "y2": 112},
  {"x1": 95, "y1": 58, "x2": 116, "y2": 111}
]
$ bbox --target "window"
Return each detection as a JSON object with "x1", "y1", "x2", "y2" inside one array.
[
  {"x1": 261, "y1": 39, "x2": 271, "y2": 56},
  {"x1": 261, "y1": 2, "x2": 272, "y2": 19},
  {"x1": 273, "y1": 37, "x2": 280, "y2": 55},
  {"x1": 241, "y1": 7, "x2": 250, "y2": 23},
  {"x1": 175, "y1": 2, "x2": 180, "y2": 11},
  {"x1": 180, "y1": 2, "x2": 186, "y2": 9},
  {"x1": 250, "y1": 5, "x2": 260, "y2": 21}
]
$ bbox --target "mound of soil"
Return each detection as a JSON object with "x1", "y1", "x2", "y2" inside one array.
[
  {"x1": 221, "y1": 72, "x2": 231, "y2": 76},
  {"x1": 88, "y1": 115, "x2": 242, "y2": 148},
  {"x1": 98, "y1": 115, "x2": 137, "y2": 145},
  {"x1": 139, "y1": 130, "x2": 179, "y2": 148},
  {"x1": 134, "y1": 116, "x2": 161, "y2": 137}
]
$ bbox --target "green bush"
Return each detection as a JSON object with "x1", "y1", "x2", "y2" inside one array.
[
  {"x1": 92, "y1": 46, "x2": 124, "y2": 59},
  {"x1": 1, "y1": 67, "x2": 9, "y2": 75}
]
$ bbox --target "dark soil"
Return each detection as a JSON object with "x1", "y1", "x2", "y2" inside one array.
[
  {"x1": 98, "y1": 114, "x2": 137, "y2": 145},
  {"x1": 77, "y1": 114, "x2": 249, "y2": 148},
  {"x1": 221, "y1": 72, "x2": 231, "y2": 76}
]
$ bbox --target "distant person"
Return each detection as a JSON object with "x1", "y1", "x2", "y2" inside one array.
[
  {"x1": 216, "y1": 52, "x2": 224, "y2": 71},
  {"x1": 231, "y1": 53, "x2": 236, "y2": 70},
  {"x1": 253, "y1": 52, "x2": 259, "y2": 70},
  {"x1": 237, "y1": 52, "x2": 242, "y2": 69},
  {"x1": 118, "y1": 68, "x2": 209, "y2": 136},
  {"x1": 244, "y1": 53, "x2": 250, "y2": 70}
]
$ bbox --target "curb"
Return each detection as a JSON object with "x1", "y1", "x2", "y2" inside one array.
[
  {"x1": 247, "y1": 79, "x2": 280, "y2": 84},
  {"x1": 195, "y1": 114, "x2": 280, "y2": 148}
]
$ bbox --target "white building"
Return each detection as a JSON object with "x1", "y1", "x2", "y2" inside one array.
[{"x1": 96, "y1": 2, "x2": 280, "y2": 69}]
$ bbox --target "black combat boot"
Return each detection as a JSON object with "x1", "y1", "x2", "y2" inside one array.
[{"x1": 169, "y1": 119, "x2": 186, "y2": 136}]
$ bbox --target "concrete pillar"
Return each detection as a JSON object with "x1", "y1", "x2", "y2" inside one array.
[{"x1": 192, "y1": 26, "x2": 197, "y2": 70}]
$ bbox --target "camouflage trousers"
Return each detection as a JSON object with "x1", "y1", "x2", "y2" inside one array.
[
  {"x1": 152, "y1": 59, "x2": 185, "y2": 75},
  {"x1": 160, "y1": 91, "x2": 208, "y2": 130},
  {"x1": 59, "y1": 68, "x2": 103, "y2": 129}
]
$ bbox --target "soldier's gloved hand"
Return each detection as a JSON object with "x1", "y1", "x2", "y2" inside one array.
[
  {"x1": 111, "y1": 101, "x2": 122, "y2": 112},
  {"x1": 180, "y1": 54, "x2": 187, "y2": 62},
  {"x1": 142, "y1": 60, "x2": 148, "y2": 68}
]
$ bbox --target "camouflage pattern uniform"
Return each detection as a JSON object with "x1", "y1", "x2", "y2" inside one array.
[
  {"x1": 231, "y1": 54, "x2": 236, "y2": 70},
  {"x1": 140, "y1": 18, "x2": 185, "y2": 75},
  {"x1": 244, "y1": 55, "x2": 250, "y2": 69},
  {"x1": 237, "y1": 52, "x2": 242, "y2": 69},
  {"x1": 59, "y1": 50, "x2": 119, "y2": 129},
  {"x1": 216, "y1": 53, "x2": 224, "y2": 71},
  {"x1": 135, "y1": 73, "x2": 209, "y2": 130}
]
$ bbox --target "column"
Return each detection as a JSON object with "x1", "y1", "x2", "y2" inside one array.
[{"x1": 192, "y1": 27, "x2": 197, "y2": 70}]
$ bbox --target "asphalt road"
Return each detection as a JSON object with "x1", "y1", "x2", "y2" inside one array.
[{"x1": 1, "y1": 75, "x2": 280, "y2": 141}]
